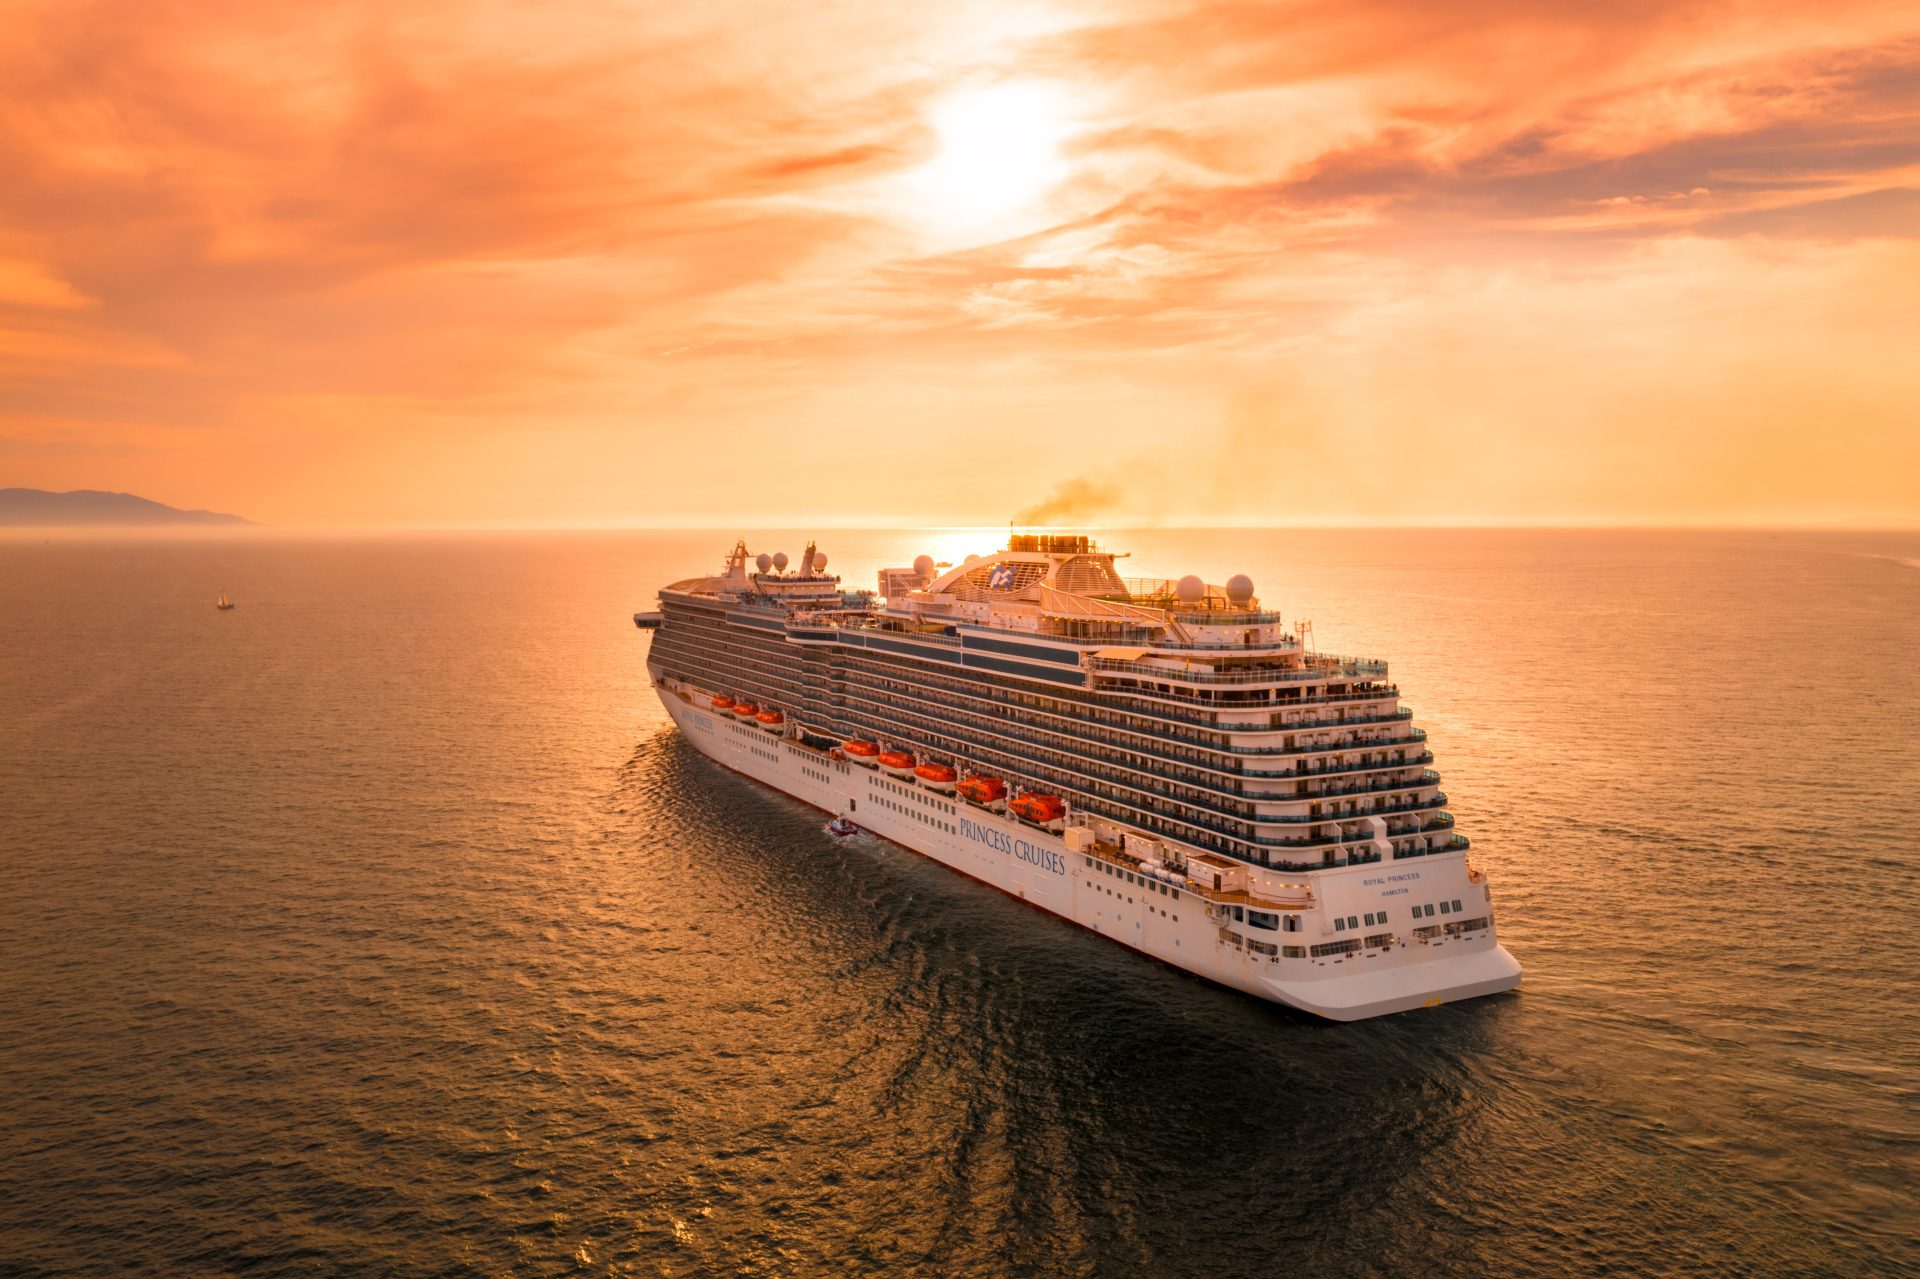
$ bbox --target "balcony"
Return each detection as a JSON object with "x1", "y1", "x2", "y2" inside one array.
[
  {"x1": 835, "y1": 684, "x2": 1442, "y2": 819},
  {"x1": 837, "y1": 666, "x2": 1424, "y2": 764},
  {"x1": 837, "y1": 693, "x2": 1452, "y2": 845}
]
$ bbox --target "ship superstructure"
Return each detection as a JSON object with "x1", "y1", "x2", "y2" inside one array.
[{"x1": 635, "y1": 534, "x2": 1521, "y2": 1020}]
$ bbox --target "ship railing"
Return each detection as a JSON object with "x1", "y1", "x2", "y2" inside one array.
[
  {"x1": 834, "y1": 670, "x2": 1434, "y2": 784},
  {"x1": 960, "y1": 685, "x2": 1417, "y2": 747},
  {"x1": 846, "y1": 645, "x2": 1413, "y2": 733},
  {"x1": 683, "y1": 656, "x2": 1443, "y2": 837},
  {"x1": 836, "y1": 692, "x2": 1451, "y2": 854},
  {"x1": 1149, "y1": 632, "x2": 1293, "y2": 649},
  {"x1": 1093, "y1": 682, "x2": 1405, "y2": 716},
  {"x1": 1086, "y1": 656, "x2": 1388, "y2": 685},
  {"x1": 1167, "y1": 609, "x2": 1287, "y2": 626},
  {"x1": 1077, "y1": 837, "x2": 1317, "y2": 912},
  {"x1": 852, "y1": 692, "x2": 1434, "y2": 788},
  {"x1": 830, "y1": 663, "x2": 1423, "y2": 759},
  {"x1": 835, "y1": 686, "x2": 1448, "y2": 824}
]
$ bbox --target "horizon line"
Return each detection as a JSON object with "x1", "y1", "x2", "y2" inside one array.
[{"x1": 5, "y1": 520, "x2": 1919, "y2": 535}]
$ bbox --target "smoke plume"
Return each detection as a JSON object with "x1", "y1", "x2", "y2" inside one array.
[{"x1": 1012, "y1": 477, "x2": 1119, "y2": 527}]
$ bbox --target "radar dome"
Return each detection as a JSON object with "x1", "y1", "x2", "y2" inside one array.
[
  {"x1": 772, "y1": 551, "x2": 789, "y2": 571},
  {"x1": 1225, "y1": 574, "x2": 1255, "y2": 605},
  {"x1": 812, "y1": 552, "x2": 828, "y2": 571},
  {"x1": 755, "y1": 553, "x2": 772, "y2": 573},
  {"x1": 913, "y1": 554, "x2": 935, "y2": 578},
  {"x1": 1175, "y1": 574, "x2": 1206, "y2": 604}
]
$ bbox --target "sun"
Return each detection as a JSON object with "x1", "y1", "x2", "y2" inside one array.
[{"x1": 915, "y1": 82, "x2": 1072, "y2": 234}]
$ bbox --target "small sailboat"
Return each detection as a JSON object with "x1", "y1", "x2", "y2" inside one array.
[
  {"x1": 216, "y1": 589, "x2": 235, "y2": 611},
  {"x1": 824, "y1": 813, "x2": 860, "y2": 838}
]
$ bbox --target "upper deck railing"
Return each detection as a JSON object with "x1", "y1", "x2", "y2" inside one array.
[{"x1": 1088, "y1": 655, "x2": 1390, "y2": 685}]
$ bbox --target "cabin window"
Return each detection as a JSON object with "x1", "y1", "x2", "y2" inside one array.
[{"x1": 1453, "y1": 899, "x2": 1463, "y2": 912}]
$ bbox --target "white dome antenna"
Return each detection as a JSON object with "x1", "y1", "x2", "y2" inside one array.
[
  {"x1": 913, "y1": 554, "x2": 935, "y2": 579},
  {"x1": 755, "y1": 553, "x2": 772, "y2": 574},
  {"x1": 772, "y1": 551, "x2": 789, "y2": 572},
  {"x1": 1226, "y1": 574, "x2": 1255, "y2": 605},
  {"x1": 1175, "y1": 575, "x2": 1205, "y2": 605}
]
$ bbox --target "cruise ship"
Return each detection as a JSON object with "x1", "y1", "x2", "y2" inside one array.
[{"x1": 633, "y1": 534, "x2": 1521, "y2": 1021}]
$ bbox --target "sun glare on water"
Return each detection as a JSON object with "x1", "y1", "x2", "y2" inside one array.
[{"x1": 915, "y1": 82, "x2": 1073, "y2": 235}]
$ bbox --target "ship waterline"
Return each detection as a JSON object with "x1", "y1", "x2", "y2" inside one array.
[{"x1": 639, "y1": 533, "x2": 1520, "y2": 1020}]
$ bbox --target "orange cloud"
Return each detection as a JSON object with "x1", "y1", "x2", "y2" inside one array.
[{"x1": 0, "y1": 0, "x2": 1915, "y2": 525}]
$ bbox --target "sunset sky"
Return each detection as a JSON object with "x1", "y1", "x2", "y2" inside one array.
[{"x1": 2, "y1": 0, "x2": 1917, "y2": 527}]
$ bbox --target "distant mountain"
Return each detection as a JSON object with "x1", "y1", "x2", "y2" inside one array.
[{"x1": 0, "y1": 488, "x2": 254, "y2": 527}]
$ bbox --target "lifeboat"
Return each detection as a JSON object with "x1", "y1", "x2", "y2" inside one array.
[
  {"x1": 755, "y1": 710, "x2": 784, "y2": 732},
  {"x1": 877, "y1": 751, "x2": 916, "y2": 775},
  {"x1": 732, "y1": 702, "x2": 758, "y2": 718},
  {"x1": 711, "y1": 695, "x2": 735, "y2": 711},
  {"x1": 914, "y1": 763, "x2": 957, "y2": 792},
  {"x1": 1010, "y1": 792, "x2": 1066, "y2": 828},
  {"x1": 843, "y1": 740, "x2": 880, "y2": 767},
  {"x1": 957, "y1": 775, "x2": 1007, "y2": 809}
]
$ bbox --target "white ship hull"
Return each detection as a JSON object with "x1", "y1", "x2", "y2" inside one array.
[{"x1": 653, "y1": 675, "x2": 1521, "y2": 1021}]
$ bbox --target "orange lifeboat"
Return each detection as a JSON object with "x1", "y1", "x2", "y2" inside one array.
[
  {"x1": 877, "y1": 751, "x2": 915, "y2": 775},
  {"x1": 914, "y1": 763, "x2": 957, "y2": 791},
  {"x1": 844, "y1": 740, "x2": 880, "y2": 766},
  {"x1": 1010, "y1": 792, "x2": 1066, "y2": 827},
  {"x1": 957, "y1": 775, "x2": 1007, "y2": 808},
  {"x1": 711, "y1": 695, "x2": 735, "y2": 711},
  {"x1": 732, "y1": 702, "x2": 758, "y2": 718},
  {"x1": 756, "y1": 710, "x2": 785, "y2": 732}
]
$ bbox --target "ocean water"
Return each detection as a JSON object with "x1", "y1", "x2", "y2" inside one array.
[{"x1": 1, "y1": 528, "x2": 1916, "y2": 1279}]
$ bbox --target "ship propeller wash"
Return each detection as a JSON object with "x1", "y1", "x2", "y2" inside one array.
[{"x1": 635, "y1": 534, "x2": 1520, "y2": 1020}]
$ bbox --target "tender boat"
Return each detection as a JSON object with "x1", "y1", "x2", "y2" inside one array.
[
  {"x1": 957, "y1": 775, "x2": 1007, "y2": 810},
  {"x1": 913, "y1": 763, "x2": 957, "y2": 792},
  {"x1": 1009, "y1": 792, "x2": 1066, "y2": 830},
  {"x1": 216, "y1": 590, "x2": 235, "y2": 611}
]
